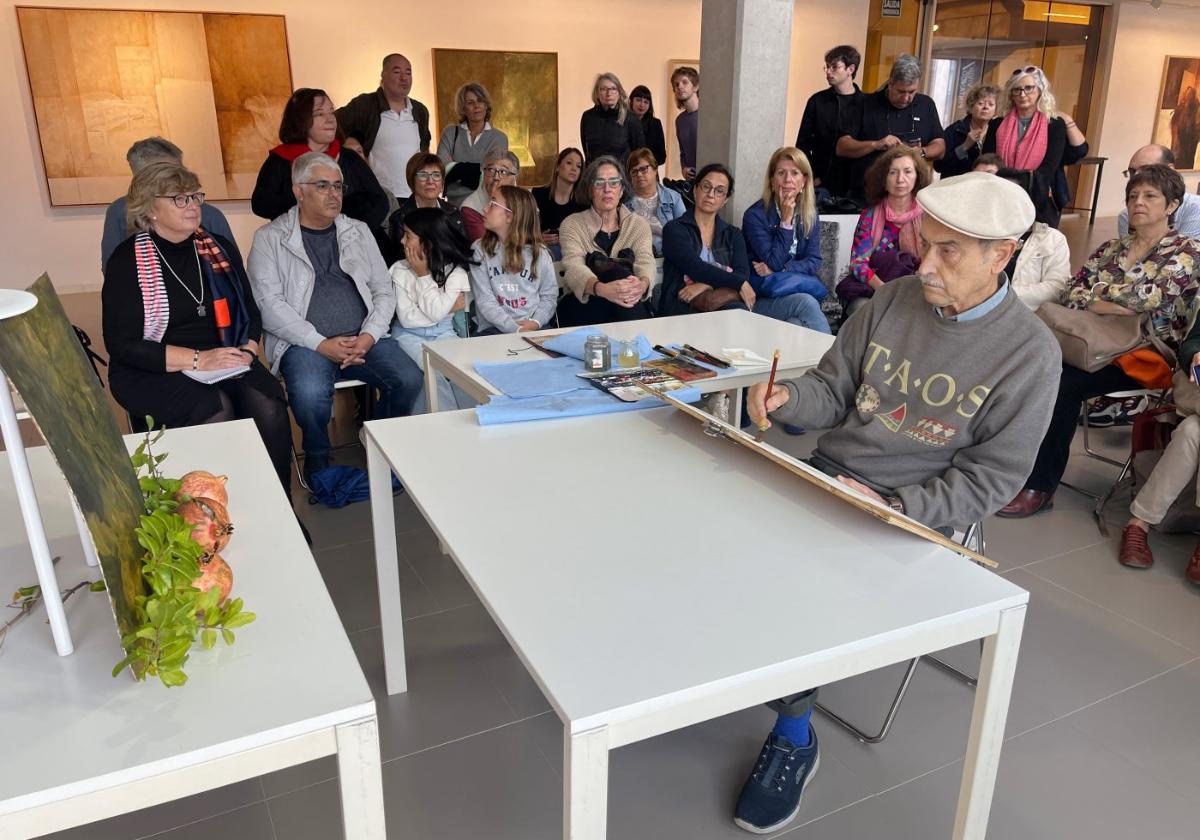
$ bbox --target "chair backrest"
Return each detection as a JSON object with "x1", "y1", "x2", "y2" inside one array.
[{"x1": 817, "y1": 220, "x2": 844, "y2": 330}]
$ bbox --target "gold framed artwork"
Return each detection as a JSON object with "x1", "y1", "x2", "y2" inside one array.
[
  {"x1": 16, "y1": 6, "x2": 294, "y2": 206},
  {"x1": 431, "y1": 48, "x2": 558, "y2": 187},
  {"x1": 1153, "y1": 56, "x2": 1200, "y2": 172},
  {"x1": 665, "y1": 59, "x2": 700, "y2": 180}
]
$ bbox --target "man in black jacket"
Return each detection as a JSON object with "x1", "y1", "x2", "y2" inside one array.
[
  {"x1": 796, "y1": 45, "x2": 862, "y2": 199},
  {"x1": 336, "y1": 54, "x2": 432, "y2": 201}
]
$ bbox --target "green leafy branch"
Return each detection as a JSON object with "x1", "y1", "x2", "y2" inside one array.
[
  {"x1": 1, "y1": 576, "x2": 106, "y2": 653},
  {"x1": 114, "y1": 420, "x2": 255, "y2": 687}
]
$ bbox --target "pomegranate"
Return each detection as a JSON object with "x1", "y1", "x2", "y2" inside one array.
[
  {"x1": 176, "y1": 470, "x2": 228, "y2": 506},
  {"x1": 177, "y1": 497, "x2": 234, "y2": 553},
  {"x1": 191, "y1": 553, "x2": 233, "y2": 602}
]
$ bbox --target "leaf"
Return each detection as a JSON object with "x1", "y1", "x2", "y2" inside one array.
[
  {"x1": 111, "y1": 653, "x2": 137, "y2": 678},
  {"x1": 158, "y1": 668, "x2": 187, "y2": 688},
  {"x1": 223, "y1": 612, "x2": 255, "y2": 629},
  {"x1": 221, "y1": 628, "x2": 235, "y2": 646},
  {"x1": 88, "y1": 579, "x2": 107, "y2": 592},
  {"x1": 201, "y1": 628, "x2": 217, "y2": 650}
]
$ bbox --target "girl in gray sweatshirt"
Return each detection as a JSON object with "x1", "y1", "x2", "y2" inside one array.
[{"x1": 469, "y1": 185, "x2": 559, "y2": 334}]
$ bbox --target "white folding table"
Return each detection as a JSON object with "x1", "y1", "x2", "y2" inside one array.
[
  {"x1": 0, "y1": 421, "x2": 384, "y2": 840},
  {"x1": 421, "y1": 308, "x2": 836, "y2": 412},
  {"x1": 364, "y1": 407, "x2": 1028, "y2": 840}
]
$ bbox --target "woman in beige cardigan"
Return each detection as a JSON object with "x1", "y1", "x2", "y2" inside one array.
[{"x1": 557, "y1": 156, "x2": 656, "y2": 326}]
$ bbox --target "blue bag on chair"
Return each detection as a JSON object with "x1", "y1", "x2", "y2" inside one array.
[
  {"x1": 754, "y1": 270, "x2": 828, "y2": 300},
  {"x1": 307, "y1": 465, "x2": 403, "y2": 508}
]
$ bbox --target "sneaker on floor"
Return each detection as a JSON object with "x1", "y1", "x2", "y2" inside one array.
[
  {"x1": 782, "y1": 424, "x2": 807, "y2": 436},
  {"x1": 1086, "y1": 394, "x2": 1149, "y2": 428},
  {"x1": 733, "y1": 729, "x2": 820, "y2": 834}
]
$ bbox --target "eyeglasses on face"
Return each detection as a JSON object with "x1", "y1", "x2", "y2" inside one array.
[
  {"x1": 1123, "y1": 167, "x2": 1142, "y2": 179},
  {"x1": 629, "y1": 164, "x2": 654, "y2": 176},
  {"x1": 158, "y1": 192, "x2": 205, "y2": 208},
  {"x1": 592, "y1": 177, "x2": 623, "y2": 190},
  {"x1": 299, "y1": 180, "x2": 346, "y2": 194},
  {"x1": 488, "y1": 199, "x2": 513, "y2": 214},
  {"x1": 484, "y1": 166, "x2": 517, "y2": 179},
  {"x1": 414, "y1": 170, "x2": 443, "y2": 182},
  {"x1": 1012, "y1": 84, "x2": 1039, "y2": 96},
  {"x1": 597, "y1": 85, "x2": 619, "y2": 94},
  {"x1": 697, "y1": 182, "x2": 728, "y2": 196}
]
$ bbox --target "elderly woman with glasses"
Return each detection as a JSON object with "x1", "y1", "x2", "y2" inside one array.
[
  {"x1": 437, "y1": 82, "x2": 510, "y2": 206},
  {"x1": 580, "y1": 73, "x2": 645, "y2": 164},
  {"x1": 558, "y1": 156, "x2": 656, "y2": 326},
  {"x1": 251, "y1": 87, "x2": 390, "y2": 228},
  {"x1": 460, "y1": 148, "x2": 520, "y2": 242},
  {"x1": 103, "y1": 161, "x2": 293, "y2": 498},
  {"x1": 389, "y1": 152, "x2": 466, "y2": 261},
  {"x1": 623, "y1": 147, "x2": 685, "y2": 255},
  {"x1": 982, "y1": 65, "x2": 1067, "y2": 226},
  {"x1": 936, "y1": 83, "x2": 1000, "y2": 177}
]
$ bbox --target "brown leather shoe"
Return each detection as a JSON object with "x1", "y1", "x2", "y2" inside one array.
[
  {"x1": 1118, "y1": 524, "x2": 1154, "y2": 569},
  {"x1": 996, "y1": 489, "x2": 1054, "y2": 518},
  {"x1": 1186, "y1": 543, "x2": 1200, "y2": 585}
]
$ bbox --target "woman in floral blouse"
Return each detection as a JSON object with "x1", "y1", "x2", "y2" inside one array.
[
  {"x1": 1000, "y1": 164, "x2": 1200, "y2": 518},
  {"x1": 835, "y1": 146, "x2": 931, "y2": 318}
]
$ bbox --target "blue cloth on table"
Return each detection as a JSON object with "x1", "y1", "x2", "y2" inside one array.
[
  {"x1": 476, "y1": 386, "x2": 702, "y2": 425},
  {"x1": 540, "y1": 327, "x2": 658, "y2": 362},
  {"x1": 475, "y1": 356, "x2": 586, "y2": 398}
]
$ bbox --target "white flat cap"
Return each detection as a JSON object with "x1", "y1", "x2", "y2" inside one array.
[{"x1": 916, "y1": 171, "x2": 1035, "y2": 240}]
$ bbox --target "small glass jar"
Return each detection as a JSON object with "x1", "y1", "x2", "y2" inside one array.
[
  {"x1": 617, "y1": 339, "x2": 640, "y2": 369},
  {"x1": 584, "y1": 334, "x2": 611, "y2": 372}
]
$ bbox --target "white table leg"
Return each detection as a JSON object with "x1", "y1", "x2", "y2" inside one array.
[
  {"x1": 423, "y1": 345, "x2": 440, "y2": 413},
  {"x1": 564, "y1": 724, "x2": 609, "y2": 840},
  {"x1": 366, "y1": 435, "x2": 407, "y2": 695},
  {"x1": 336, "y1": 715, "x2": 386, "y2": 840},
  {"x1": 952, "y1": 604, "x2": 1026, "y2": 840}
]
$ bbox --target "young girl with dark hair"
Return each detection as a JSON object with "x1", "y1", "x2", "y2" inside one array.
[
  {"x1": 470, "y1": 185, "x2": 559, "y2": 334},
  {"x1": 389, "y1": 207, "x2": 476, "y2": 411}
]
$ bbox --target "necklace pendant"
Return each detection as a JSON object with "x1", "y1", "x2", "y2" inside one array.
[{"x1": 197, "y1": 304, "x2": 206, "y2": 317}]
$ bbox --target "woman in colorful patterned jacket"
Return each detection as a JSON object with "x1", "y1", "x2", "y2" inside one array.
[{"x1": 1000, "y1": 164, "x2": 1200, "y2": 518}]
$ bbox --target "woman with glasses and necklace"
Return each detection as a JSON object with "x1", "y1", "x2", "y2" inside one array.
[
  {"x1": 251, "y1": 87, "x2": 390, "y2": 228},
  {"x1": 437, "y1": 82, "x2": 509, "y2": 206},
  {"x1": 623, "y1": 147, "x2": 685, "y2": 256},
  {"x1": 558, "y1": 156, "x2": 655, "y2": 326},
  {"x1": 103, "y1": 162, "x2": 293, "y2": 500},
  {"x1": 983, "y1": 66, "x2": 1067, "y2": 227},
  {"x1": 389, "y1": 153, "x2": 466, "y2": 261},
  {"x1": 580, "y1": 73, "x2": 645, "y2": 164},
  {"x1": 461, "y1": 148, "x2": 520, "y2": 242}
]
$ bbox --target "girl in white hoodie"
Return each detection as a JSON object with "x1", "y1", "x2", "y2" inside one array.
[
  {"x1": 470, "y1": 185, "x2": 559, "y2": 334},
  {"x1": 389, "y1": 208, "x2": 474, "y2": 411}
]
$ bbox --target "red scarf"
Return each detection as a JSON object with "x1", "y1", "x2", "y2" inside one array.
[
  {"x1": 870, "y1": 201, "x2": 922, "y2": 258},
  {"x1": 995, "y1": 110, "x2": 1048, "y2": 171},
  {"x1": 269, "y1": 138, "x2": 342, "y2": 162}
]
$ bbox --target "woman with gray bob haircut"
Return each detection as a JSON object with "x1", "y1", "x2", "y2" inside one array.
[
  {"x1": 437, "y1": 81, "x2": 510, "y2": 206},
  {"x1": 459, "y1": 147, "x2": 519, "y2": 241}
]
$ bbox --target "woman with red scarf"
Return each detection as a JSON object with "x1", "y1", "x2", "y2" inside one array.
[
  {"x1": 983, "y1": 66, "x2": 1067, "y2": 227},
  {"x1": 251, "y1": 88, "x2": 390, "y2": 228},
  {"x1": 836, "y1": 146, "x2": 931, "y2": 318}
]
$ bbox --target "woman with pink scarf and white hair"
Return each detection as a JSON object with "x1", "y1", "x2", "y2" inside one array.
[{"x1": 983, "y1": 64, "x2": 1067, "y2": 226}]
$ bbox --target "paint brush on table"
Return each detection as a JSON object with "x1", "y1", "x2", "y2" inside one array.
[{"x1": 755, "y1": 349, "x2": 782, "y2": 441}]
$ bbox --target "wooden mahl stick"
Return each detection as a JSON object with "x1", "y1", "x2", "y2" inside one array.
[
  {"x1": 634, "y1": 383, "x2": 999, "y2": 569},
  {"x1": 758, "y1": 348, "x2": 781, "y2": 433}
]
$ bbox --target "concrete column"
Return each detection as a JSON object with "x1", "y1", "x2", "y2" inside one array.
[{"x1": 698, "y1": 0, "x2": 794, "y2": 222}]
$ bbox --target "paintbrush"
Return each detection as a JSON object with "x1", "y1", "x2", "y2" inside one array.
[{"x1": 754, "y1": 349, "x2": 782, "y2": 441}]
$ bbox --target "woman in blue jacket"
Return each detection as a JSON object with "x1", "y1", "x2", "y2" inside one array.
[{"x1": 740, "y1": 147, "x2": 832, "y2": 333}]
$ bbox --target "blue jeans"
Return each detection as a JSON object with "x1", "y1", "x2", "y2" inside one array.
[
  {"x1": 390, "y1": 318, "x2": 472, "y2": 413},
  {"x1": 280, "y1": 339, "x2": 422, "y2": 463},
  {"x1": 753, "y1": 293, "x2": 832, "y2": 334}
]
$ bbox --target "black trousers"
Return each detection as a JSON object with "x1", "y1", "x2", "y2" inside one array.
[
  {"x1": 111, "y1": 360, "x2": 294, "y2": 501},
  {"x1": 556, "y1": 293, "x2": 652, "y2": 327},
  {"x1": 1024, "y1": 363, "x2": 1139, "y2": 493}
]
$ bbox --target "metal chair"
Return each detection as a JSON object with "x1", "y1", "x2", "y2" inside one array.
[{"x1": 813, "y1": 522, "x2": 985, "y2": 744}]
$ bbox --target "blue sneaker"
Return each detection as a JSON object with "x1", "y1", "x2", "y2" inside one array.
[
  {"x1": 733, "y1": 728, "x2": 820, "y2": 834},
  {"x1": 782, "y1": 424, "x2": 806, "y2": 436}
]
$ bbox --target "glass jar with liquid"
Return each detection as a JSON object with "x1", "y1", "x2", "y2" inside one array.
[
  {"x1": 617, "y1": 339, "x2": 640, "y2": 369},
  {"x1": 584, "y1": 334, "x2": 611, "y2": 372}
]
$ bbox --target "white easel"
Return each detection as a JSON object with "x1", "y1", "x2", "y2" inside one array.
[{"x1": 0, "y1": 289, "x2": 99, "y2": 657}]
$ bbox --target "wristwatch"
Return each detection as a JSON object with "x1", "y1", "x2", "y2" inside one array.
[{"x1": 884, "y1": 494, "x2": 904, "y2": 514}]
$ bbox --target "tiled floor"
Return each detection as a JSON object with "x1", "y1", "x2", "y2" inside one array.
[
  {"x1": 36, "y1": 410, "x2": 1200, "y2": 840},
  {"x1": 27, "y1": 215, "x2": 1200, "y2": 837}
]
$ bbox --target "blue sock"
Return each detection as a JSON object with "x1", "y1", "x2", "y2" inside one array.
[{"x1": 771, "y1": 709, "x2": 812, "y2": 747}]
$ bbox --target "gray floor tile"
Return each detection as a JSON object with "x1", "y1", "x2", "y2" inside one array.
[
  {"x1": 983, "y1": 486, "x2": 1112, "y2": 570},
  {"x1": 346, "y1": 604, "x2": 537, "y2": 760},
  {"x1": 295, "y1": 487, "x2": 428, "y2": 553},
  {"x1": 146, "y1": 802, "x2": 276, "y2": 840},
  {"x1": 267, "y1": 717, "x2": 563, "y2": 840},
  {"x1": 1063, "y1": 658, "x2": 1200, "y2": 802},
  {"x1": 1027, "y1": 537, "x2": 1200, "y2": 653},
  {"x1": 259, "y1": 755, "x2": 338, "y2": 801},
  {"x1": 315, "y1": 539, "x2": 440, "y2": 633},
  {"x1": 34, "y1": 779, "x2": 263, "y2": 840},
  {"x1": 398, "y1": 527, "x2": 482, "y2": 610}
]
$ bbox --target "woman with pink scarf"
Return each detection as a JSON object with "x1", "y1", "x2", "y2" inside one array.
[
  {"x1": 983, "y1": 65, "x2": 1067, "y2": 226},
  {"x1": 836, "y1": 146, "x2": 931, "y2": 318}
]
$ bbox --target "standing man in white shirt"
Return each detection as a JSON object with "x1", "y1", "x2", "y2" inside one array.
[{"x1": 337, "y1": 53, "x2": 432, "y2": 201}]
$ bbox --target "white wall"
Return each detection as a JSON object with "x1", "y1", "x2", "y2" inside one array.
[
  {"x1": 1094, "y1": 0, "x2": 1200, "y2": 216},
  {"x1": 1, "y1": 0, "x2": 866, "y2": 292}
]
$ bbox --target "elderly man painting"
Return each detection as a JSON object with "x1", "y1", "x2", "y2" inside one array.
[
  {"x1": 248, "y1": 151, "x2": 421, "y2": 482},
  {"x1": 731, "y1": 172, "x2": 1061, "y2": 835}
]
